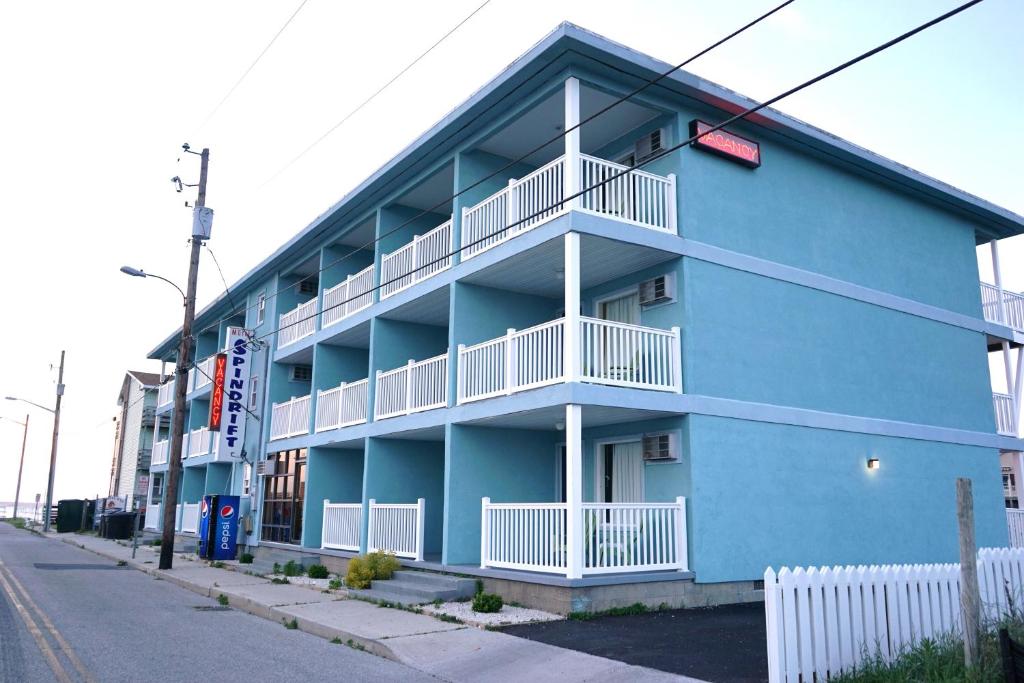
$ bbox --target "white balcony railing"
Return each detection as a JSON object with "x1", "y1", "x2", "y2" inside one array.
[
  {"x1": 180, "y1": 503, "x2": 201, "y2": 534},
  {"x1": 278, "y1": 299, "x2": 318, "y2": 348},
  {"x1": 995, "y1": 392, "x2": 1018, "y2": 436},
  {"x1": 322, "y1": 501, "x2": 362, "y2": 551},
  {"x1": 315, "y1": 379, "x2": 369, "y2": 432},
  {"x1": 270, "y1": 394, "x2": 311, "y2": 440},
  {"x1": 480, "y1": 497, "x2": 688, "y2": 576},
  {"x1": 144, "y1": 503, "x2": 161, "y2": 530},
  {"x1": 374, "y1": 353, "x2": 448, "y2": 420},
  {"x1": 381, "y1": 219, "x2": 452, "y2": 299},
  {"x1": 191, "y1": 355, "x2": 217, "y2": 392},
  {"x1": 367, "y1": 498, "x2": 425, "y2": 561},
  {"x1": 461, "y1": 154, "x2": 676, "y2": 260},
  {"x1": 157, "y1": 380, "x2": 174, "y2": 407},
  {"x1": 1009, "y1": 509, "x2": 1024, "y2": 548},
  {"x1": 458, "y1": 317, "x2": 681, "y2": 403},
  {"x1": 322, "y1": 265, "x2": 374, "y2": 328},
  {"x1": 187, "y1": 427, "x2": 214, "y2": 457},
  {"x1": 152, "y1": 440, "x2": 169, "y2": 466},
  {"x1": 981, "y1": 282, "x2": 1024, "y2": 331}
]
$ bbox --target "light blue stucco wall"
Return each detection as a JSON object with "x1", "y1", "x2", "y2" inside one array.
[{"x1": 303, "y1": 446, "x2": 364, "y2": 549}]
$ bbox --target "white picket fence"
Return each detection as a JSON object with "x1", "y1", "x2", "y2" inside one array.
[
  {"x1": 322, "y1": 265, "x2": 374, "y2": 328},
  {"x1": 994, "y1": 392, "x2": 1018, "y2": 436},
  {"x1": 315, "y1": 379, "x2": 369, "y2": 431},
  {"x1": 270, "y1": 394, "x2": 311, "y2": 440},
  {"x1": 322, "y1": 501, "x2": 361, "y2": 551},
  {"x1": 981, "y1": 282, "x2": 1024, "y2": 331},
  {"x1": 765, "y1": 548, "x2": 1024, "y2": 682},
  {"x1": 374, "y1": 353, "x2": 448, "y2": 419},
  {"x1": 380, "y1": 220, "x2": 452, "y2": 298},
  {"x1": 367, "y1": 498, "x2": 425, "y2": 560},
  {"x1": 144, "y1": 503, "x2": 161, "y2": 530},
  {"x1": 278, "y1": 299, "x2": 318, "y2": 348},
  {"x1": 1009, "y1": 510, "x2": 1024, "y2": 548},
  {"x1": 180, "y1": 503, "x2": 201, "y2": 534}
]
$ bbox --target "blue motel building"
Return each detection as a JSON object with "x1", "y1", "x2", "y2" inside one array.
[{"x1": 142, "y1": 23, "x2": 1024, "y2": 611}]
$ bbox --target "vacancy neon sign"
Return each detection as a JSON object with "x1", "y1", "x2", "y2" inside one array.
[
  {"x1": 208, "y1": 353, "x2": 227, "y2": 431},
  {"x1": 690, "y1": 120, "x2": 761, "y2": 168}
]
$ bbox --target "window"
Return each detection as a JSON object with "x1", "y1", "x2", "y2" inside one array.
[
  {"x1": 260, "y1": 449, "x2": 306, "y2": 544},
  {"x1": 151, "y1": 475, "x2": 164, "y2": 501},
  {"x1": 256, "y1": 293, "x2": 266, "y2": 326},
  {"x1": 249, "y1": 375, "x2": 259, "y2": 411}
]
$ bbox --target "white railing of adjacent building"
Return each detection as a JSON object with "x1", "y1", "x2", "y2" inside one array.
[
  {"x1": 994, "y1": 391, "x2": 1017, "y2": 436},
  {"x1": 270, "y1": 395, "x2": 311, "y2": 440},
  {"x1": 1009, "y1": 509, "x2": 1024, "y2": 548},
  {"x1": 185, "y1": 427, "x2": 214, "y2": 457},
  {"x1": 180, "y1": 503, "x2": 201, "y2": 534},
  {"x1": 367, "y1": 498, "x2": 425, "y2": 561},
  {"x1": 981, "y1": 282, "x2": 1024, "y2": 331},
  {"x1": 322, "y1": 500, "x2": 362, "y2": 551},
  {"x1": 322, "y1": 265, "x2": 375, "y2": 328},
  {"x1": 175, "y1": 504, "x2": 183, "y2": 531},
  {"x1": 144, "y1": 503, "x2": 161, "y2": 530},
  {"x1": 374, "y1": 353, "x2": 448, "y2": 419},
  {"x1": 380, "y1": 220, "x2": 452, "y2": 299},
  {"x1": 157, "y1": 380, "x2": 174, "y2": 407},
  {"x1": 764, "y1": 548, "x2": 1024, "y2": 683},
  {"x1": 314, "y1": 379, "x2": 369, "y2": 432},
  {"x1": 152, "y1": 440, "x2": 169, "y2": 466},
  {"x1": 458, "y1": 317, "x2": 681, "y2": 403},
  {"x1": 578, "y1": 154, "x2": 676, "y2": 233},
  {"x1": 191, "y1": 355, "x2": 217, "y2": 391},
  {"x1": 480, "y1": 497, "x2": 687, "y2": 576},
  {"x1": 278, "y1": 299, "x2": 318, "y2": 348}
]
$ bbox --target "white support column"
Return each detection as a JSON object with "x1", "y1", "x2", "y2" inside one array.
[
  {"x1": 1014, "y1": 345, "x2": 1024, "y2": 436},
  {"x1": 415, "y1": 498, "x2": 426, "y2": 562},
  {"x1": 564, "y1": 77, "x2": 580, "y2": 209},
  {"x1": 565, "y1": 404, "x2": 583, "y2": 579},
  {"x1": 992, "y1": 240, "x2": 1008, "y2": 324},
  {"x1": 1004, "y1": 341, "x2": 1016, "y2": 431},
  {"x1": 480, "y1": 497, "x2": 490, "y2": 569},
  {"x1": 564, "y1": 232, "x2": 581, "y2": 382}
]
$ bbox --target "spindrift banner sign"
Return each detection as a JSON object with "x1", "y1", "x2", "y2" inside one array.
[{"x1": 217, "y1": 326, "x2": 251, "y2": 460}]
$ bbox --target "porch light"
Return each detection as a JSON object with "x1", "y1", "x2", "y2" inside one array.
[
  {"x1": 867, "y1": 458, "x2": 880, "y2": 471},
  {"x1": 555, "y1": 421, "x2": 565, "y2": 431}
]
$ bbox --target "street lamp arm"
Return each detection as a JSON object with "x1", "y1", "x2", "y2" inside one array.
[
  {"x1": 146, "y1": 273, "x2": 187, "y2": 303},
  {"x1": 4, "y1": 397, "x2": 55, "y2": 414},
  {"x1": 119, "y1": 266, "x2": 186, "y2": 303}
]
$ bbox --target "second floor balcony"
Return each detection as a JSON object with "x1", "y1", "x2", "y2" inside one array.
[
  {"x1": 995, "y1": 392, "x2": 1019, "y2": 437},
  {"x1": 981, "y1": 282, "x2": 1024, "y2": 331}
]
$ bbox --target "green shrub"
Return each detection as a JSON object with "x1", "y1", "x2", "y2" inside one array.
[
  {"x1": 271, "y1": 577, "x2": 289, "y2": 585},
  {"x1": 217, "y1": 594, "x2": 229, "y2": 606},
  {"x1": 283, "y1": 618, "x2": 298, "y2": 630},
  {"x1": 282, "y1": 560, "x2": 304, "y2": 577},
  {"x1": 272, "y1": 562, "x2": 281, "y2": 574},
  {"x1": 328, "y1": 579, "x2": 342, "y2": 590},
  {"x1": 151, "y1": 539, "x2": 162, "y2": 546},
  {"x1": 345, "y1": 557, "x2": 374, "y2": 589},
  {"x1": 472, "y1": 592, "x2": 503, "y2": 613},
  {"x1": 307, "y1": 564, "x2": 329, "y2": 579},
  {"x1": 239, "y1": 553, "x2": 253, "y2": 564},
  {"x1": 210, "y1": 560, "x2": 224, "y2": 569},
  {"x1": 366, "y1": 551, "x2": 400, "y2": 580}
]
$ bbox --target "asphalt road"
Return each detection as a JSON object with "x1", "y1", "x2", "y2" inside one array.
[{"x1": 0, "y1": 522, "x2": 437, "y2": 683}]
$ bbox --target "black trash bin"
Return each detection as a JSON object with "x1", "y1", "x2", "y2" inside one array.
[
  {"x1": 101, "y1": 511, "x2": 137, "y2": 540},
  {"x1": 56, "y1": 499, "x2": 86, "y2": 533}
]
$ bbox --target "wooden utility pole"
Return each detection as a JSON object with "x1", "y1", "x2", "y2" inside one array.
[
  {"x1": 159, "y1": 147, "x2": 209, "y2": 570},
  {"x1": 13, "y1": 414, "x2": 28, "y2": 521},
  {"x1": 42, "y1": 351, "x2": 65, "y2": 533},
  {"x1": 958, "y1": 477, "x2": 982, "y2": 669}
]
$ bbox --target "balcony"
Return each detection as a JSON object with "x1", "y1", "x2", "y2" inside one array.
[
  {"x1": 182, "y1": 427, "x2": 215, "y2": 458},
  {"x1": 981, "y1": 283, "x2": 1024, "y2": 331},
  {"x1": 270, "y1": 394, "x2": 311, "y2": 440},
  {"x1": 152, "y1": 439, "x2": 169, "y2": 466},
  {"x1": 381, "y1": 220, "x2": 452, "y2": 299},
  {"x1": 278, "y1": 299, "x2": 317, "y2": 348},
  {"x1": 995, "y1": 392, "x2": 1018, "y2": 436},
  {"x1": 144, "y1": 503, "x2": 161, "y2": 530},
  {"x1": 157, "y1": 380, "x2": 173, "y2": 408},
  {"x1": 461, "y1": 154, "x2": 675, "y2": 261},
  {"x1": 1010, "y1": 509, "x2": 1024, "y2": 548},
  {"x1": 322, "y1": 265, "x2": 374, "y2": 328},
  {"x1": 457, "y1": 317, "x2": 681, "y2": 403},
  {"x1": 374, "y1": 353, "x2": 448, "y2": 420},
  {"x1": 321, "y1": 501, "x2": 362, "y2": 551},
  {"x1": 315, "y1": 379, "x2": 369, "y2": 432},
  {"x1": 189, "y1": 354, "x2": 217, "y2": 393}
]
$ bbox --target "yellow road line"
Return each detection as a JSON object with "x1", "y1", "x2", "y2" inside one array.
[
  {"x1": 0, "y1": 561, "x2": 97, "y2": 683},
  {"x1": 0, "y1": 563, "x2": 72, "y2": 683}
]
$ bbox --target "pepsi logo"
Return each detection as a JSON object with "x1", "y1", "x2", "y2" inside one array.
[
  {"x1": 220, "y1": 505, "x2": 235, "y2": 518},
  {"x1": 201, "y1": 500, "x2": 210, "y2": 517}
]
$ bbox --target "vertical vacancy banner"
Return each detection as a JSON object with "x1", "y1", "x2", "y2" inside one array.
[
  {"x1": 217, "y1": 327, "x2": 251, "y2": 459},
  {"x1": 207, "y1": 353, "x2": 227, "y2": 430}
]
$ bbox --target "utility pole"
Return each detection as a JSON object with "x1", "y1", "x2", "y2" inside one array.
[
  {"x1": 42, "y1": 351, "x2": 65, "y2": 533},
  {"x1": 13, "y1": 414, "x2": 28, "y2": 521},
  {"x1": 159, "y1": 147, "x2": 209, "y2": 570}
]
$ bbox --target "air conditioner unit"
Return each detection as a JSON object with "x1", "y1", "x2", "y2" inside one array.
[
  {"x1": 256, "y1": 460, "x2": 276, "y2": 476},
  {"x1": 634, "y1": 129, "x2": 664, "y2": 163},
  {"x1": 289, "y1": 365, "x2": 313, "y2": 382},
  {"x1": 639, "y1": 274, "x2": 674, "y2": 306},
  {"x1": 642, "y1": 432, "x2": 678, "y2": 462},
  {"x1": 298, "y1": 279, "x2": 319, "y2": 295}
]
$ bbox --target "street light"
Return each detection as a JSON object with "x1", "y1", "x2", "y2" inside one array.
[
  {"x1": 0, "y1": 414, "x2": 29, "y2": 523},
  {"x1": 120, "y1": 266, "x2": 186, "y2": 303}
]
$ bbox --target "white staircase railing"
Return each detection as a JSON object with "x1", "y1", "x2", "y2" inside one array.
[
  {"x1": 367, "y1": 498, "x2": 425, "y2": 560},
  {"x1": 1009, "y1": 509, "x2": 1024, "y2": 548},
  {"x1": 278, "y1": 299, "x2": 318, "y2": 348},
  {"x1": 322, "y1": 265, "x2": 375, "y2": 328},
  {"x1": 270, "y1": 395, "x2": 311, "y2": 440},
  {"x1": 994, "y1": 392, "x2": 1017, "y2": 436},
  {"x1": 144, "y1": 503, "x2": 161, "y2": 530},
  {"x1": 322, "y1": 501, "x2": 362, "y2": 551},
  {"x1": 315, "y1": 379, "x2": 369, "y2": 431},
  {"x1": 981, "y1": 282, "x2": 1024, "y2": 331},
  {"x1": 152, "y1": 440, "x2": 169, "y2": 466},
  {"x1": 180, "y1": 503, "x2": 200, "y2": 534},
  {"x1": 380, "y1": 220, "x2": 452, "y2": 298},
  {"x1": 374, "y1": 353, "x2": 448, "y2": 419}
]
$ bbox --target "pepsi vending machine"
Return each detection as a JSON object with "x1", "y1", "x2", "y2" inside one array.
[{"x1": 198, "y1": 494, "x2": 240, "y2": 561}]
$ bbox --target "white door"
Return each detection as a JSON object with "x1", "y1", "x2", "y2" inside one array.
[{"x1": 600, "y1": 441, "x2": 644, "y2": 502}]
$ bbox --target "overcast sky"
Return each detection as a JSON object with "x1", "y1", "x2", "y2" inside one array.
[{"x1": 0, "y1": 0, "x2": 1020, "y2": 504}]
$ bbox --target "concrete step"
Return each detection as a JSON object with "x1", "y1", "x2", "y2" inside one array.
[
  {"x1": 352, "y1": 571, "x2": 477, "y2": 605},
  {"x1": 391, "y1": 571, "x2": 476, "y2": 595}
]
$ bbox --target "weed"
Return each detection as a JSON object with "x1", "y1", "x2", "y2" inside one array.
[
  {"x1": 569, "y1": 602, "x2": 650, "y2": 621},
  {"x1": 239, "y1": 553, "x2": 254, "y2": 564},
  {"x1": 433, "y1": 612, "x2": 464, "y2": 624},
  {"x1": 328, "y1": 579, "x2": 342, "y2": 590},
  {"x1": 307, "y1": 564, "x2": 329, "y2": 579},
  {"x1": 345, "y1": 639, "x2": 366, "y2": 651},
  {"x1": 1, "y1": 518, "x2": 26, "y2": 529},
  {"x1": 210, "y1": 561, "x2": 225, "y2": 569},
  {"x1": 116, "y1": 560, "x2": 127, "y2": 567},
  {"x1": 217, "y1": 594, "x2": 229, "y2": 606},
  {"x1": 330, "y1": 637, "x2": 342, "y2": 644},
  {"x1": 151, "y1": 539, "x2": 161, "y2": 546},
  {"x1": 282, "y1": 560, "x2": 303, "y2": 577},
  {"x1": 272, "y1": 562, "x2": 281, "y2": 574},
  {"x1": 271, "y1": 577, "x2": 290, "y2": 585},
  {"x1": 283, "y1": 618, "x2": 298, "y2": 630},
  {"x1": 472, "y1": 592, "x2": 503, "y2": 614}
]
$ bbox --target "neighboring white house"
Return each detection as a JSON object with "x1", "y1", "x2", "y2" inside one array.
[{"x1": 108, "y1": 371, "x2": 160, "y2": 505}]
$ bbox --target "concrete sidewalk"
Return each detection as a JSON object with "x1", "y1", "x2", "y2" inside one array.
[{"x1": 56, "y1": 532, "x2": 700, "y2": 682}]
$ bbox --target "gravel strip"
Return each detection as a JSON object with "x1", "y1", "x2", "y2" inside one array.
[{"x1": 422, "y1": 601, "x2": 563, "y2": 627}]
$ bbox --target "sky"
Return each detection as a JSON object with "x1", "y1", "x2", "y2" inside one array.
[{"x1": 0, "y1": 0, "x2": 1021, "y2": 504}]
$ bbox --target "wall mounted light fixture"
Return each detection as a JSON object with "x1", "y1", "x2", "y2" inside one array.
[{"x1": 867, "y1": 458, "x2": 880, "y2": 471}]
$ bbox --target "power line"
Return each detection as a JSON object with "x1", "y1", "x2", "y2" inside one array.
[
  {"x1": 249, "y1": 0, "x2": 986, "y2": 346},
  {"x1": 191, "y1": 0, "x2": 311, "y2": 136},
  {"x1": 259, "y1": 0, "x2": 494, "y2": 188},
  {"x1": 181, "y1": 0, "x2": 796, "y2": 346}
]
